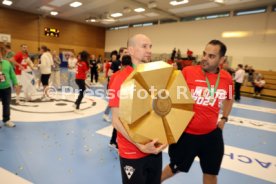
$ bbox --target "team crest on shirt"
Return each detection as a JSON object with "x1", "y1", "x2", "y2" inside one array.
[
  {"x1": 124, "y1": 165, "x2": 135, "y2": 179},
  {"x1": 191, "y1": 87, "x2": 228, "y2": 107}
]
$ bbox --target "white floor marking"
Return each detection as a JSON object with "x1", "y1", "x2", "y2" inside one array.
[
  {"x1": 4, "y1": 93, "x2": 107, "y2": 122},
  {"x1": 233, "y1": 103, "x2": 276, "y2": 114},
  {"x1": 227, "y1": 115, "x2": 276, "y2": 133},
  {"x1": 0, "y1": 167, "x2": 32, "y2": 184}
]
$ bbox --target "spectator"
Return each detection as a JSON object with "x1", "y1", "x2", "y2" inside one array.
[
  {"x1": 253, "y1": 74, "x2": 265, "y2": 97},
  {"x1": 234, "y1": 64, "x2": 245, "y2": 102}
]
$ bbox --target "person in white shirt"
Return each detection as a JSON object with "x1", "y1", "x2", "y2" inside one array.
[
  {"x1": 234, "y1": 64, "x2": 245, "y2": 102},
  {"x1": 67, "y1": 53, "x2": 77, "y2": 86},
  {"x1": 39, "y1": 46, "x2": 53, "y2": 100}
]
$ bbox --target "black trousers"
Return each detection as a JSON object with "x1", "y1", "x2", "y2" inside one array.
[
  {"x1": 254, "y1": 86, "x2": 264, "y2": 94},
  {"x1": 234, "y1": 82, "x2": 242, "y2": 101},
  {"x1": 90, "y1": 70, "x2": 99, "y2": 83},
  {"x1": 75, "y1": 79, "x2": 86, "y2": 109},
  {"x1": 110, "y1": 128, "x2": 117, "y2": 144},
  {"x1": 0, "y1": 87, "x2": 11, "y2": 122}
]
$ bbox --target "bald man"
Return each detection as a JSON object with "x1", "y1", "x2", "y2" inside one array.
[{"x1": 109, "y1": 34, "x2": 167, "y2": 184}]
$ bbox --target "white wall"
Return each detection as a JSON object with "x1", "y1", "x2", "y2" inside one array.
[{"x1": 105, "y1": 12, "x2": 276, "y2": 71}]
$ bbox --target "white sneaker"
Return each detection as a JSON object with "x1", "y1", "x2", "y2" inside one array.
[
  {"x1": 103, "y1": 114, "x2": 111, "y2": 122},
  {"x1": 74, "y1": 109, "x2": 84, "y2": 114},
  {"x1": 4, "y1": 121, "x2": 16, "y2": 128}
]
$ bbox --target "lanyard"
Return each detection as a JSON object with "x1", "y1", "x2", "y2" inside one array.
[{"x1": 202, "y1": 69, "x2": 220, "y2": 99}]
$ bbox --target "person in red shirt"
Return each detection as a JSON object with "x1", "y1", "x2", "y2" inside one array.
[
  {"x1": 74, "y1": 51, "x2": 89, "y2": 114},
  {"x1": 11, "y1": 44, "x2": 28, "y2": 104},
  {"x1": 109, "y1": 34, "x2": 167, "y2": 184},
  {"x1": 161, "y1": 40, "x2": 234, "y2": 184}
]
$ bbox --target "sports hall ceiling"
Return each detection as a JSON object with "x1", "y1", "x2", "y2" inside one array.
[{"x1": 1, "y1": 0, "x2": 276, "y2": 27}]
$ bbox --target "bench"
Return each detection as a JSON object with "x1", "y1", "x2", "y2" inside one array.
[{"x1": 240, "y1": 70, "x2": 276, "y2": 98}]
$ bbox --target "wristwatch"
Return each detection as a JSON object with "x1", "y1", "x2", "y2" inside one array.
[{"x1": 220, "y1": 116, "x2": 228, "y2": 122}]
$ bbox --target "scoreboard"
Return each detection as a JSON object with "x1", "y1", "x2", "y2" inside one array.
[{"x1": 44, "y1": 28, "x2": 60, "y2": 37}]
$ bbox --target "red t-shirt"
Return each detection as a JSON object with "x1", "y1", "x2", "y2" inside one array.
[
  {"x1": 182, "y1": 65, "x2": 233, "y2": 135},
  {"x1": 75, "y1": 61, "x2": 89, "y2": 80},
  {"x1": 105, "y1": 61, "x2": 111, "y2": 78},
  {"x1": 14, "y1": 51, "x2": 28, "y2": 75},
  {"x1": 109, "y1": 66, "x2": 149, "y2": 159}
]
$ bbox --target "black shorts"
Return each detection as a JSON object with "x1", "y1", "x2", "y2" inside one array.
[
  {"x1": 168, "y1": 127, "x2": 224, "y2": 175},
  {"x1": 41, "y1": 74, "x2": 51, "y2": 86},
  {"x1": 119, "y1": 153, "x2": 162, "y2": 184}
]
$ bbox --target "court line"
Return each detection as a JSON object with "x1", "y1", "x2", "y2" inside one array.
[{"x1": 233, "y1": 103, "x2": 276, "y2": 114}]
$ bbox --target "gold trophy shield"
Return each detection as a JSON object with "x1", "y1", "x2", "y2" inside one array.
[{"x1": 119, "y1": 61, "x2": 194, "y2": 145}]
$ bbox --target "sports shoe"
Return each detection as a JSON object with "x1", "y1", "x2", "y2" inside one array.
[
  {"x1": 103, "y1": 114, "x2": 111, "y2": 122},
  {"x1": 4, "y1": 121, "x2": 16, "y2": 128}
]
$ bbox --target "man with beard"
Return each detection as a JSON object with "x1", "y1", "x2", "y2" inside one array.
[{"x1": 161, "y1": 40, "x2": 234, "y2": 184}]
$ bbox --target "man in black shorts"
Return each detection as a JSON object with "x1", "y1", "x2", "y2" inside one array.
[{"x1": 162, "y1": 40, "x2": 234, "y2": 184}]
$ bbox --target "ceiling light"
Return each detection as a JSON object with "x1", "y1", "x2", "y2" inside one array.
[
  {"x1": 50, "y1": 11, "x2": 58, "y2": 16},
  {"x1": 2, "y1": 0, "x2": 12, "y2": 6},
  {"x1": 70, "y1": 1, "x2": 82, "y2": 8},
  {"x1": 170, "y1": 0, "x2": 189, "y2": 6},
  {"x1": 111, "y1": 13, "x2": 123, "y2": 18},
  {"x1": 134, "y1": 8, "x2": 145, "y2": 12},
  {"x1": 214, "y1": 0, "x2": 224, "y2": 4},
  {"x1": 85, "y1": 17, "x2": 98, "y2": 23},
  {"x1": 222, "y1": 31, "x2": 252, "y2": 38}
]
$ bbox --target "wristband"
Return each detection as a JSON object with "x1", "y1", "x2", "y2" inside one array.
[{"x1": 220, "y1": 116, "x2": 228, "y2": 122}]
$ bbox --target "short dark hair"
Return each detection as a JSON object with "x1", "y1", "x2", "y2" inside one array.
[
  {"x1": 79, "y1": 50, "x2": 89, "y2": 61},
  {"x1": 121, "y1": 55, "x2": 132, "y2": 67},
  {"x1": 41, "y1": 45, "x2": 48, "y2": 52},
  {"x1": 208, "y1": 40, "x2": 227, "y2": 57},
  {"x1": 238, "y1": 64, "x2": 243, "y2": 68},
  {"x1": 110, "y1": 50, "x2": 118, "y2": 58}
]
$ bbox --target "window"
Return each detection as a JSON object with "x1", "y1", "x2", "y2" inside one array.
[
  {"x1": 131, "y1": 21, "x2": 157, "y2": 28},
  {"x1": 273, "y1": 4, "x2": 276, "y2": 12},
  {"x1": 108, "y1": 25, "x2": 129, "y2": 31},
  {"x1": 234, "y1": 7, "x2": 266, "y2": 16},
  {"x1": 160, "y1": 19, "x2": 178, "y2": 24},
  {"x1": 181, "y1": 12, "x2": 229, "y2": 22}
]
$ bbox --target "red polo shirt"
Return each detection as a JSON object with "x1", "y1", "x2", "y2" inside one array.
[
  {"x1": 109, "y1": 66, "x2": 149, "y2": 159},
  {"x1": 182, "y1": 65, "x2": 233, "y2": 135}
]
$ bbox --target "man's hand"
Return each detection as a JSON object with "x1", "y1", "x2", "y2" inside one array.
[
  {"x1": 135, "y1": 139, "x2": 167, "y2": 154},
  {"x1": 217, "y1": 119, "x2": 226, "y2": 130}
]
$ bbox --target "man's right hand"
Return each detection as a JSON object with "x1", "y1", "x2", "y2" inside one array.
[{"x1": 135, "y1": 139, "x2": 167, "y2": 155}]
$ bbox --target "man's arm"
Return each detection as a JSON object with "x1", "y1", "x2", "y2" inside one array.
[
  {"x1": 112, "y1": 107, "x2": 167, "y2": 154},
  {"x1": 9, "y1": 57, "x2": 24, "y2": 70},
  {"x1": 218, "y1": 98, "x2": 234, "y2": 129}
]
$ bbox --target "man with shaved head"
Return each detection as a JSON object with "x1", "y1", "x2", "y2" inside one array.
[{"x1": 109, "y1": 34, "x2": 167, "y2": 184}]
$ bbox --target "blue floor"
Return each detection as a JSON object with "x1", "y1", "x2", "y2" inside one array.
[{"x1": 0, "y1": 83, "x2": 276, "y2": 184}]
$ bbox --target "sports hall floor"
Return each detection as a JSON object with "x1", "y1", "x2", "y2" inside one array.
[{"x1": 0, "y1": 73, "x2": 275, "y2": 184}]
